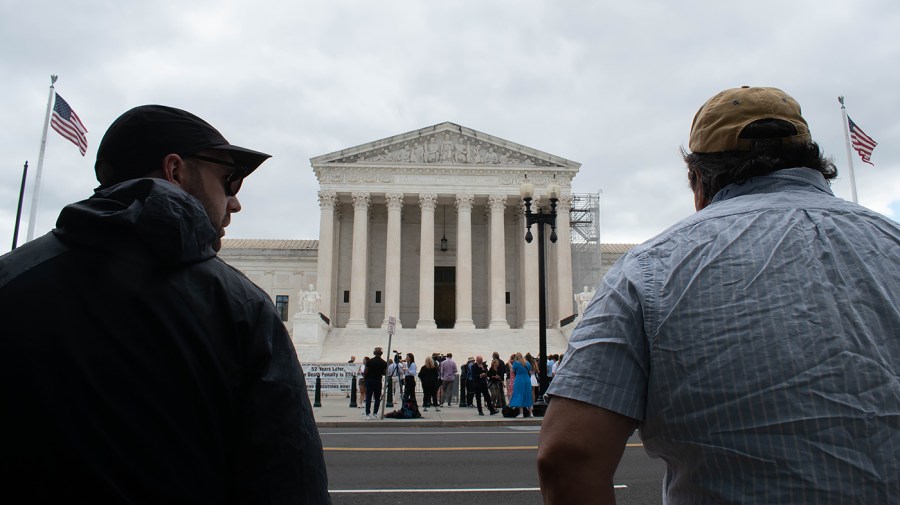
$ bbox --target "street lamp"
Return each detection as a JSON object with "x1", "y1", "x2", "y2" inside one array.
[{"x1": 520, "y1": 174, "x2": 560, "y2": 417}]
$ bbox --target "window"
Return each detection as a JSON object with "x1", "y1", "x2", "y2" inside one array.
[
  {"x1": 275, "y1": 295, "x2": 289, "y2": 321},
  {"x1": 375, "y1": 291, "x2": 382, "y2": 303},
  {"x1": 505, "y1": 292, "x2": 511, "y2": 304},
  {"x1": 343, "y1": 290, "x2": 350, "y2": 303}
]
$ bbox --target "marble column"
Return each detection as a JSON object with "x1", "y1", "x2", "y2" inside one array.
[
  {"x1": 522, "y1": 198, "x2": 540, "y2": 329},
  {"x1": 346, "y1": 192, "x2": 370, "y2": 329},
  {"x1": 315, "y1": 191, "x2": 337, "y2": 324},
  {"x1": 454, "y1": 194, "x2": 475, "y2": 329},
  {"x1": 556, "y1": 194, "x2": 575, "y2": 324},
  {"x1": 488, "y1": 194, "x2": 509, "y2": 329},
  {"x1": 417, "y1": 193, "x2": 438, "y2": 329},
  {"x1": 383, "y1": 193, "x2": 404, "y2": 329}
]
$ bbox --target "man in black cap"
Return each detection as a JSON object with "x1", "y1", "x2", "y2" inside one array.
[{"x1": 0, "y1": 105, "x2": 331, "y2": 503}]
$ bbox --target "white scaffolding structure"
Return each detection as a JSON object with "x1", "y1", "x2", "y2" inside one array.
[{"x1": 569, "y1": 192, "x2": 603, "y2": 293}]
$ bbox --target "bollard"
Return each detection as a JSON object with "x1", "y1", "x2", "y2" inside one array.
[
  {"x1": 458, "y1": 379, "x2": 467, "y2": 407},
  {"x1": 385, "y1": 380, "x2": 394, "y2": 408},
  {"x1": 349, "y1": 376, "x2": 357, "y2": 408},
  {"x1": 313, "y1": 375, "x2": 322, "y2": 408}
]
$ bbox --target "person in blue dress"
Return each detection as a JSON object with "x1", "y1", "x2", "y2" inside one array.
[{"x1": 508, "y1": 352, "x2": 533, "y2": 417}]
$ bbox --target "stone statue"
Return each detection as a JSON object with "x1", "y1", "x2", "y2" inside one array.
[
  {"x1": 411, "y1": 142, "x2": 425, "y2": 163},
  {"x1": 575, "y1": 285, "x2": 595, "y2": 318},
  {"x1": 398, "y1": 144, "x2": 410, "y2": 162},
  {"x1": 425, "y1": 137, "x2": 440, "y2": 163},
  {"x1": 301, "y1": 284, "x2": 321, "y2": 314},
  {"x1": 454, "y1": 136, "x2": 469, "y2": 163},
  {"x1": 438, "y1": 133, "x2": 451, "y2": 162}
]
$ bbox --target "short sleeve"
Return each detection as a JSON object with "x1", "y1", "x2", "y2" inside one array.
[{"x1": 547, "y1": 252, "x2": 650, "y2": 421}]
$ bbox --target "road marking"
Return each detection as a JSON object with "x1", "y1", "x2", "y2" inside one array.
[
  {"x1": 325, "y1": 446, "x2": 536, "y2": 451},
  {"x1": 324, "y1": 443, "x2": 643, "y2": 451},
  {"x1": 319, "y1": 430, "x2": 539, "y2": 436},
  {"x1": 329, "y1": 486, "x2": 627, "y2": 493}
]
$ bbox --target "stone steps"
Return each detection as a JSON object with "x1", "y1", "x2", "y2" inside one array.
[{"x1": 307, "y1": 326, "x2": 570, "y2": 364}]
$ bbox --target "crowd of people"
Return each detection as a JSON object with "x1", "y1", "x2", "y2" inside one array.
[{"x1": 351, "y1": 348, "x2": 563, "y2": 419}]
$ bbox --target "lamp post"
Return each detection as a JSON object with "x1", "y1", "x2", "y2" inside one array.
[{"x1": 520, "y1": 174, "x2": 560, "y2": 417}]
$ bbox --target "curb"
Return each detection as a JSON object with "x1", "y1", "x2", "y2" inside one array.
[{"x1": 316, "y1": 418, "x2": 542, "y2": 428}]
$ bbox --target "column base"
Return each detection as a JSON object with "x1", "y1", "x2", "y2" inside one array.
[
  {"x1": 522, "y1": 319, "x2": 539, "y2": 329},
  {"x1": 416, "y1": 320, "x2": 437, "y2": 330},
  {"x1": 345, "y1": 319, "x2": 368, "y2": 329},
  {"x1": 488, "y1": 320, "x2": 510, "y2": 330},
  {"x1": 381, "y1": 319, "x2": 403, "y2": 330},
  {"x1": 453, "y1": 320, "x2": 476, "y2": 330}
]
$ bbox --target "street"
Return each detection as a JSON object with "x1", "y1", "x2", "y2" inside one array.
[{"x1": 321, "y1": 425, "x2": 666, "y2": 504}]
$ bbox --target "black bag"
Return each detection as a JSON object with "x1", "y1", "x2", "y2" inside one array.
[{"x1": 501, "y1": 406, "x2": 518, "y2": 418}]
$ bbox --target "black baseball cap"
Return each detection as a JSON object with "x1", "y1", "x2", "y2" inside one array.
[{"x1": 95, "y1": 105, "x2": 271, "y2": 187}]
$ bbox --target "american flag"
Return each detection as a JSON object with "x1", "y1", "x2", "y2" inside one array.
[
  {"x1": 848, "y1": 116, "x2": 877, "y2": 166},
  {"x1": 50, "y1": 93, "x2": 88, "y2": 156}
]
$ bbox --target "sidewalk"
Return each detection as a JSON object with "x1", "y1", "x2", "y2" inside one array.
[{"x1": 311, "y1": 393, "x2": 543, "y2": 428}]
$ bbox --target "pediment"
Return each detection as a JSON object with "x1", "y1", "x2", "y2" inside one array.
[{"x1": 311, "y1": 122, "x2": 579, "y2": 170}]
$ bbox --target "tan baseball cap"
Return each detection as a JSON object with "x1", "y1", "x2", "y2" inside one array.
[{"x1": 689, "y1": 86, "x2": 811, "y2": 153}]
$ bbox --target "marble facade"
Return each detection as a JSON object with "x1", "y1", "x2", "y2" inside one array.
[
  {"x1": 218, "y1": 123, "x2": 648, "y2": 363},
  {"x1": 311, "y1": 122, "x2": 581, "y2": 337}
]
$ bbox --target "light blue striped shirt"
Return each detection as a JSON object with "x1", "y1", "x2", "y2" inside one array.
[{"x1": 549, "y1": 168, "x2": 900, "y2": 503}]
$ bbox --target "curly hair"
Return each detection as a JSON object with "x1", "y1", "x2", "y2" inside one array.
[{"x1": 683, "y1": 119, "x2": 837, "y2": 203}]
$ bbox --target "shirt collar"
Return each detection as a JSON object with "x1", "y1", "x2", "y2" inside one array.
[{"x1": 710, "y1": 167, "x2": 834, "y2": 205}]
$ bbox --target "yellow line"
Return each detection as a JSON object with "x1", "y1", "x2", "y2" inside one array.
[{"x1": 325, "y1": 443, "x2": 643, "y2": 452}]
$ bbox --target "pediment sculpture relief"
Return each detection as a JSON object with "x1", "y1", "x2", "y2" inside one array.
[{"x1": 334, "y1": 132, "x2": 559, "y2": 167}]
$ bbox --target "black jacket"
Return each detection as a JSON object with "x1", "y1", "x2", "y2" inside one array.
[{"x1": 0, "y1": 179, "x2": 330, "y2": 504}]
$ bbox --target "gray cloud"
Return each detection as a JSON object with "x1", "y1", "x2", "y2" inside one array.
[{"x1": 1, "y1": 0, "x2": 897, "y2": 250}]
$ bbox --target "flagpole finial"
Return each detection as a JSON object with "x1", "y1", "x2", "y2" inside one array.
[
  {"x1": 50, "y1": 75, "x2": 57, "y2": 85},
  {"x1": 838, "y1": 96, "x2": 845, "y2": 108}
]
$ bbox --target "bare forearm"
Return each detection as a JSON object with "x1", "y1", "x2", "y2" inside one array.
[
  {"x1": 539, "y1": 453, "x2": 616, "y2": 504},
  {"x1": 537, "y1": 397, "x2": 637, "y2": 505}
]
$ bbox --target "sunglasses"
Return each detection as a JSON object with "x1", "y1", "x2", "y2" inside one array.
[{"x1": 184, "y1": 154, "x2": 244, "y2": 196}]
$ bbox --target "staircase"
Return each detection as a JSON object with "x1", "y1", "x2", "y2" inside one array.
[{"x1": 304, "y1": 326, "x2": 570, "y2": 364}]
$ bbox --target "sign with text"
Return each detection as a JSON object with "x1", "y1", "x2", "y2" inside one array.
[{"x1": 301, "y1": 363, "x2": 357, "y2": 393}]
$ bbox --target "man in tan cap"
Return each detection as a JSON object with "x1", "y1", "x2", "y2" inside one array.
[{"x1": 538, "y1": 87, "x2": 900, "y2": 504}]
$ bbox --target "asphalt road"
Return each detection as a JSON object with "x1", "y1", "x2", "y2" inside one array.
[{"x1": 321, "y1": 425, "x2": 667, "y2": 505}]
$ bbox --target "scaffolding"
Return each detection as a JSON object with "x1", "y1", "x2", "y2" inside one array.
[{"x1": 570, "y1": 192, "x2": 603, "y2": 294}]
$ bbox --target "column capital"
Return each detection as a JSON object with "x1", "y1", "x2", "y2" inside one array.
[
  {"x1": 454, "y1": 193, "x2": 474, "y2": 211},
  {"x1": 318, "y1": 190, "x2": 338, "y2": 209},
  {"x1": 487, "y1": 194, "x2": 507, "y2": 212},
  {"x1": 557, "y1": 194, "x2": 573, "y2": 211},
  {"x1": 419, "y1": 192, "x2": 438, "y2": 210},
  {"x1": 385, "y1": 192, "x2": 405, "y2": 211},
  {"x1": 351, "y1": 192, "x2": 370, "y2": 210},
  {"x1": 534, "y1": 196, "x2": 553, "y2": 214},
  {"x1": 510, "y1": 202, "x2": 523, "y2": 219}
]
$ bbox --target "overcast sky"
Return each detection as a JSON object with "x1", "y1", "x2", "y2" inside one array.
[{"x1": 2, "y1": 0, "x2": 898, "y2": 251}]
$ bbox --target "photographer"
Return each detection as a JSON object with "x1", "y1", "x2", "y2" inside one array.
[
  {"x1": 386, "y1": 351, "x2": 405, "y2": 401},
  {"x1": 403, "y1": 353, "x2": 417, "y2": 404}
]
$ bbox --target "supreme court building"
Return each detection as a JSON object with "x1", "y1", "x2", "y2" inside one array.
[{"x1": 221, "y1": 122, "x2": 631, "y2": 363}]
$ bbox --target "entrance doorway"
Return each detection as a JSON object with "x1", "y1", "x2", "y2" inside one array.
[{"x1": 434, "y1": 266, "x2": 456, "y2": 329}]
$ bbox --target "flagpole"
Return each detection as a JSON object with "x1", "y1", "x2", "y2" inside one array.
[
  {"x1": 26, "y1": 74, "x2": 58, "y2": 242},
  {"x1": 838, "y1": 96, "x2": 858, "y2": 204},
  {"x1": 12, "y1": 161, "x2": 29, "y2": 251}
]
